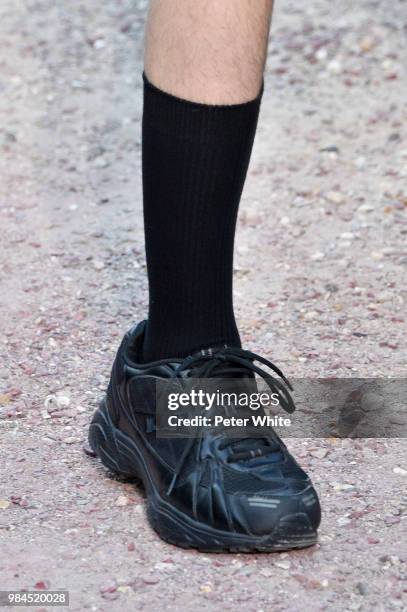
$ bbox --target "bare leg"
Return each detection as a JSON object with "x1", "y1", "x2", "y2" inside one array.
[{"x1": 144, "y1": 0, "x2": 274, "y2": 104}]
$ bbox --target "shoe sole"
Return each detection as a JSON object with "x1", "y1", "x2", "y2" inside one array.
[{"x1": 89, "y1": 398, "x2": 318, "y2": 552}]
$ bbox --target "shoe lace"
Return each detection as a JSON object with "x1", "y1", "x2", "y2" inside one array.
[
  {"x1": 166, "y1": 346, "x2": 295, "y2": 496},
  {"x1": 173, "y1": 346, "x2": 294, "y2": 412}
]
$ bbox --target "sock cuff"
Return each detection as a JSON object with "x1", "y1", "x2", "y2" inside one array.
[
  {"x1": 142, "y1": 72, "x2": 262, "y2": 138},
  {"x1": 142, "y1": 72, "x2": 263, "y2": 110}
]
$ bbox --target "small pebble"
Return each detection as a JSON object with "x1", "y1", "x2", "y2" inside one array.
[
  {"x1": 274, "y1": 560, "x2": 291, "y2": 570},
  {"x1": 356, "y1": 581, "x2": 368, "y2": 595},
  {"x1": 34, "y1": 581, "x2": 50, "y2": 590},
  {"x1": 142, "y1": 574, "x2": 160, "y2": 585},
  {"x1": 327, "y1": 59, "x2": 342, "y2": 75},
  {"x1": 100, "y1": 580, "x2": 117, "y2": 594},
  {"x1": 311, "y1": 251, "x2": 325, "y2": 261},
  {"x1": 93, "y1": 259, "x2": 105, "y2": 270},
  {"x1": 94, "y1": 157, "x2": 109, "y2": 168},
  {"x1": 325, "y1": 190, "x2": 344, "y2": 204},
  {"x1": 310, "y1": 448, "x2": 328, "y2": 459},
  {"x1": 358, "y1": 203, "x2": 374, "y2": 213},
  {"x1": 115, "y1": 495, "x2": 130, "y2": 507},
  {"x1": 333, "y1": 483, "x2": 355, "y2": 491}
]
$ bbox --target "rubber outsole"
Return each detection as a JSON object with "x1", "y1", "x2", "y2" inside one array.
[{"x1": 88, "y1": 399, "x2": 318, "y2": 552}]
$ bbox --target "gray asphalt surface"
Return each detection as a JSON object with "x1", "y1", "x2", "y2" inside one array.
[{"x1": 0, "y1": 1, "x2": 406, "y2": 610}]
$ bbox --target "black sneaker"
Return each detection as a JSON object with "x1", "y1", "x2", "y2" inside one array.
[{"x1": 89, "y1": 322, "x2": 321, "y2": 552}]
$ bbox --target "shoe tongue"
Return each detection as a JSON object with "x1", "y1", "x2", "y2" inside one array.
[{"x1": 187, "y1": 350, "x2": 280, "y2": 462}]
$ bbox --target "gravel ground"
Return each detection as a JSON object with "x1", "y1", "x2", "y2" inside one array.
[{"x1": 0, "y1": 1, "x2": 406, "y2": 610}]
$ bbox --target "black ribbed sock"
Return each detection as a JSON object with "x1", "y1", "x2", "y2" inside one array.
[{"x1": 141, "y1": 74, "x2": 262, "y2": 362}]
